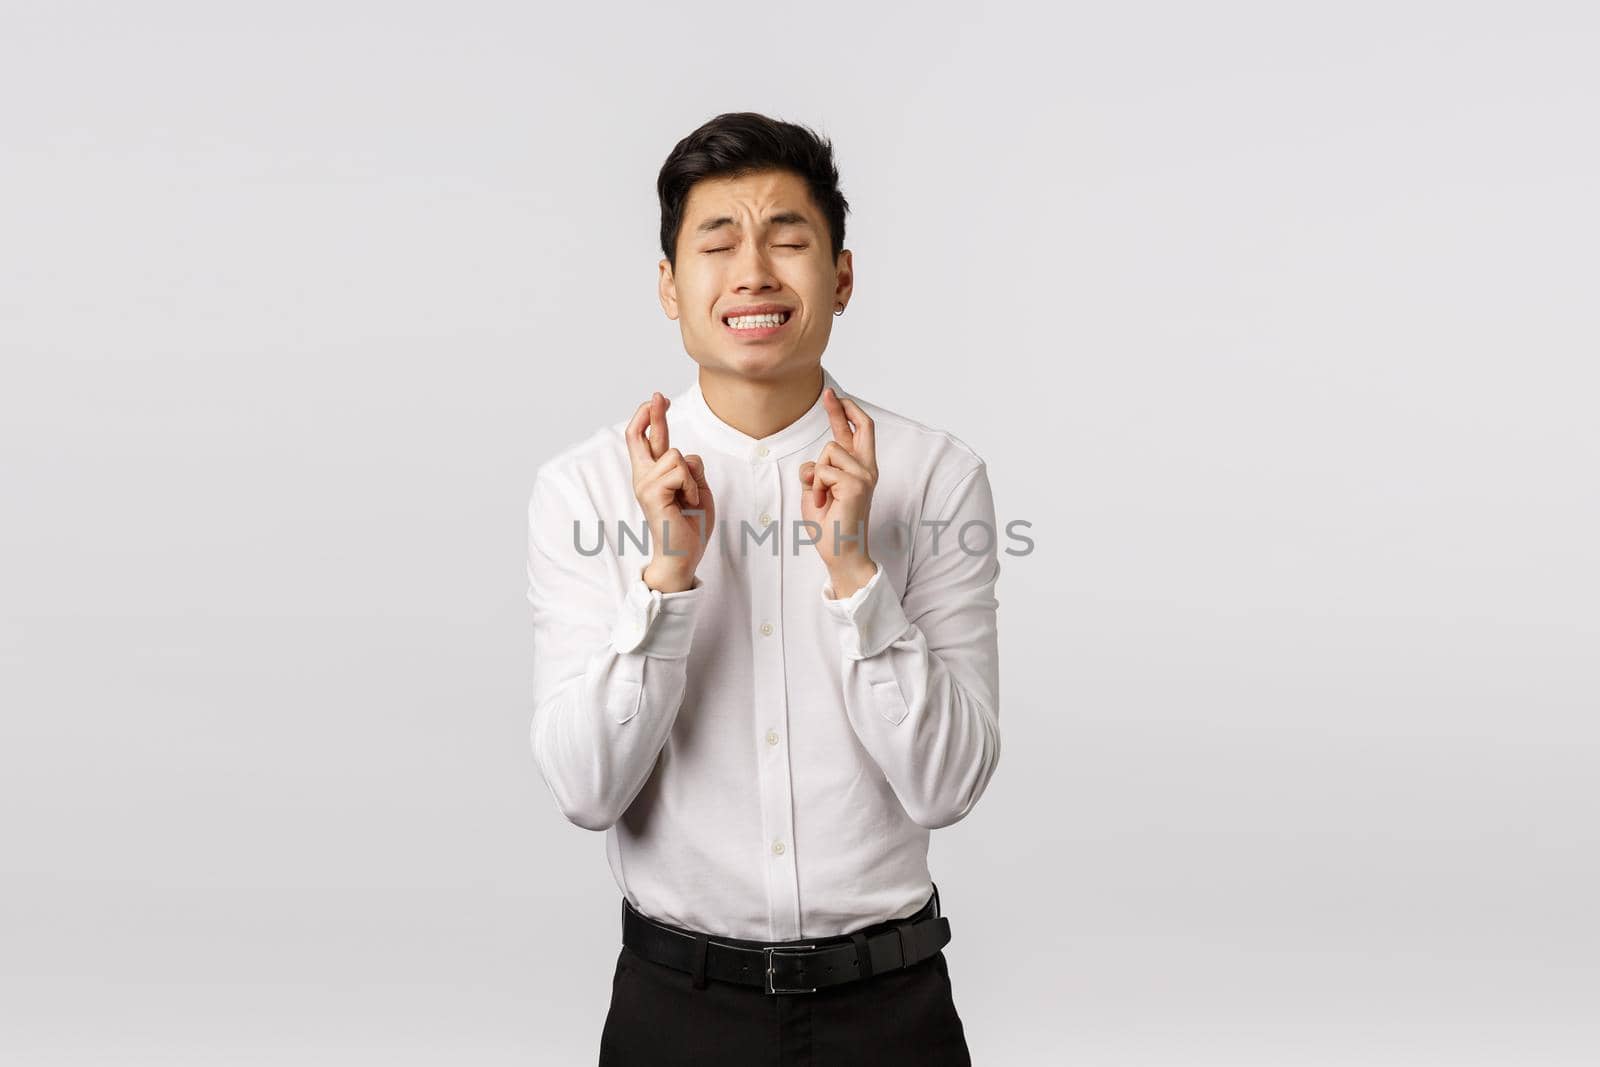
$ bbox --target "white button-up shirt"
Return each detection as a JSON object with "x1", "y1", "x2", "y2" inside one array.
[{"x1": 526, "y1": 364, "x2": 1002, "y2": 940}]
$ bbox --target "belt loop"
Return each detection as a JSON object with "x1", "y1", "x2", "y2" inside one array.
[
  {"x1": 689, "y1": 933, "x2": 710, "y2": 990},
  {"x1": 850, "y1": 931, "x2": 873, "y2": 980},
  {"x1": 931, "y1": 881, "x2": 941, "y2": 919},
  {"x1": 894, "y1": 922, "x2": 917, "y2": 968}
]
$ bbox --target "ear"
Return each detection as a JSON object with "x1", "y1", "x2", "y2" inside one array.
[
  {"x1": 658, "y1": 258, "x2": 679, "y2": 320},
  {"x1": 832, "y1": 248, "x2": 854, "y2": 308}
]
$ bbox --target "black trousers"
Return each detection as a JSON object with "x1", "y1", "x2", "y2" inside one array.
[{"x1": 597, "y1": 895, "x2": 973, "y2": 1066}]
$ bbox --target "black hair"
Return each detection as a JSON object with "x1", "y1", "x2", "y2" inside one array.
[{"x1": 657, "y1": 111, "x2": 850, "y2": 270}]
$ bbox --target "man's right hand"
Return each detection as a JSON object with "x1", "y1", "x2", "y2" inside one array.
[{"x1": 626, "y1": 392, "x2": 714, "y2": 593}]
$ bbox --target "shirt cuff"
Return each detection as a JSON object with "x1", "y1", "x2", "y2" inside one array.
[
  {"x1": 610, "y1": 563, "x2": 703, "y2": 658},
  {"x1": 819, "y1": 561, "x2": 913, "y2": 660}
]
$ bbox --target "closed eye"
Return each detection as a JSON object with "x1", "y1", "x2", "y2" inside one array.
[{"x1": 702, "y1": 244, "x2": 808, "y2": 253}]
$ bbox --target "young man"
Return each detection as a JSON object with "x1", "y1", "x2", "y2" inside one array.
[{"x1": 526, "y1": 112, "x2": 1001, "y2": 1066}]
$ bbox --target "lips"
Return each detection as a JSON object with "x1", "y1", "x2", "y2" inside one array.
[
  {"x1": 721, "y1": 308, "x2": 794, "y2": 338},
  {"x1": 721, "y1": 303, "x2": 794, "y2": 323}
]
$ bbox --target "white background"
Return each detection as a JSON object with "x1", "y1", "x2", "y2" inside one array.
[{"x1": 3, "y1": 2, "x2": 1596, "y2": 1064}]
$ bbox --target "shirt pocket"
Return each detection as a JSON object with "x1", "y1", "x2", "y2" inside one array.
[
  {"x1": 869, "y1": 674, "x2": 910, "y2": 726},
  {"x1": 605, "y1": 656, "x2": 645, "y2": 724}
]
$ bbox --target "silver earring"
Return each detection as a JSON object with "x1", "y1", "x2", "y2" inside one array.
[{"x1": 833, "y1": 305, "x2": 845, "y2": 316}]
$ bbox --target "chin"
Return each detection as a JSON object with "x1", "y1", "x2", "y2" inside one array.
[{"x1": 720, "y1": 347, "x2": 795, "y2": 379}]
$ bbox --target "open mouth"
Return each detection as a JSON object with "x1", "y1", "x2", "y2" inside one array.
[{"x1": 722, "y1": 309, "x2": 793, "y2": 334}]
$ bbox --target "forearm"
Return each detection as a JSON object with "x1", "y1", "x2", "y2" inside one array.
[
  {"x1": 823, "y1": 560, "x2": 1002, "y2": 829},
  {"x1": 530, "y1": 561, "x2": 703, "y2": 831},
  {"x1": 531, "y1": 643, "x2": 692, "y2": 831}
]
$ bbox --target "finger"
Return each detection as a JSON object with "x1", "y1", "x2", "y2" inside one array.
[
  {"x1": 684, "y1": 454, "x2": 712, "y2": 500},
  {"x1": 649, "y1": 455, "x2": 699, "y2": 510},
  {"x1": 817, "y1": 440, "x2": 870, "y2": 482},
  {"x1": 647, "y1": 392, "x2": 670, "y2": 460},
  {"x1": 811, "y1": 464, "x2": 870, "y2": 543},
  {"x1": 657, "y1": 449, "x2": 699, "y2": 508},
  {"x1": 821, "y1": 386, "x2": 853, "y2": 449},
  {"x1": 799, "y1": 461, "x2": 825, "y2": 510},
  {"x1": 809, "y1": 461, "x2": 857, "y2": 496},
  {"x1": 682, "y1": 455, "x2": 711, "y2": 512},
  {"x1": 625, "y1": 401, "x2": 657, "y2": 472},
  {"x1": 836, "y1": 394, "x2": 874, "y2": 461},
  {"x1": 815, "y1": 461, "x2": 874, "y2": 512},
  {"x1": 677, "y1": 453, "x2": 700, "y2": 509}
]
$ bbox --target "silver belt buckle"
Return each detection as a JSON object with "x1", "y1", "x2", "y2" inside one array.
[{"x1": 764, "y1": 944, "x2": 817, "y2": 994}]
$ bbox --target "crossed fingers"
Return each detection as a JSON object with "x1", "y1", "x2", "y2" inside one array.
[{"x1": 626, "y1": 392, "x2": 705, "y2": 509}]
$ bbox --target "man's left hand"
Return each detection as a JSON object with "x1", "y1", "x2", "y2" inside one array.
[{"x1": 800, "y1": 386, "x2": 879, "y2": 599}]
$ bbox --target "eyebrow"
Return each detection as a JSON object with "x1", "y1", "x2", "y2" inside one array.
[{"x1": 692, "y1": 211, "x2": 814, "y2": 236}]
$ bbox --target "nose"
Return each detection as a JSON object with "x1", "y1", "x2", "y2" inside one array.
[{"x1": 732, "y1": 240, "x2": 780, "y2": 293}]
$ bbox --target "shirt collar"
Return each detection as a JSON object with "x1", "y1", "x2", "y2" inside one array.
[{"x1": 676, "y1": 364, "x2": 844, "y2": 461}]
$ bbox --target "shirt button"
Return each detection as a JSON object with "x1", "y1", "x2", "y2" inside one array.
[
  {"x1": 766, "y1": 730, "x2": 780, "y2": 746},
  {"x1": 759, "y1": 621, "x2": 774, "y2": 636},
  {"x1": 772, "y1": 840, "x2": 785, "y2": 855},
  {"x1": 759, "y1": 511, "x2": 772, "y2": 526},
  {"x1": 756, "y1": 445, "x2": 770, "y2": 458}
]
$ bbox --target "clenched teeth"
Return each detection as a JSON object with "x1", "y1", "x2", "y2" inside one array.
[{"x1": 725, "y1": 312, "x2": 790, "y2": 329}]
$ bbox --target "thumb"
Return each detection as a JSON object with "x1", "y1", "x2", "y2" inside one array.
[
  {"x1": 685, "y1": 454, "x2": 711, "y2": 493},
  {"x1": 799, "y1": 461, "x2": 823, "y2": 511}
]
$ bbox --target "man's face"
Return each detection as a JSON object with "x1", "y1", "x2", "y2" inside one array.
[{"x1": 659, "y1": 168, "x2": 852, "y2": 382}]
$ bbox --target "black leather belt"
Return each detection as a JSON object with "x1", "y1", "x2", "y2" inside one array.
[{"x1": 620, "y1": 885, "x2": 951, "y2": 995}]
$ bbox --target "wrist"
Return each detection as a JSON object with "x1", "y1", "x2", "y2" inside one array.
[
  {"x1": 825, "y1": 557, "x2": 878, "y2": 600},
  {"x1": 642, "y1": 560, "x2": 697, "y2": 594}
]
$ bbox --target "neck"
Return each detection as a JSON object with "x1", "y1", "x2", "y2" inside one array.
[{"x1": 698, "y1": 365, "x2": 824, "y2": 440}]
